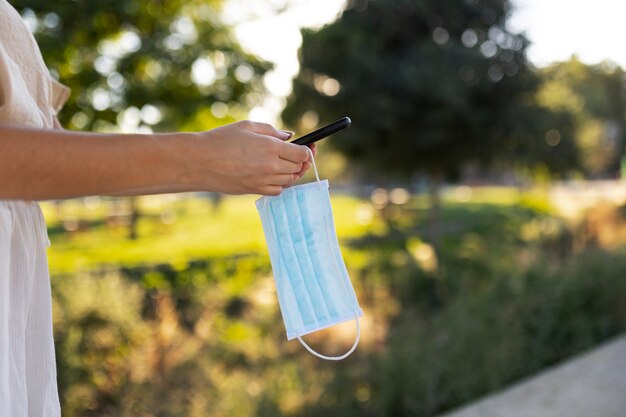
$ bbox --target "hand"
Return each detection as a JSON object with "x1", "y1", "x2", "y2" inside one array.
[
  {"x1": 173, "y1": 120, "x2": 314, "y2": 196},
  {"x1": 298, "y1": 143, "x2": 317, "y2": 179},
  {"x1": 274, "y1": 130, "x2": 317, "y2": 180}
]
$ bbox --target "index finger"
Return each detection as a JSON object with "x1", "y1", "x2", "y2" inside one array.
[{"x1": 278, "y1": 142, "x2": 310, "y2": 163}]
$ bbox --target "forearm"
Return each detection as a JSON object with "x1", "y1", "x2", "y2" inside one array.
[
  {"x1": 0, "y1": 120, "x2": 313, "y2": 200},
  {"x1": 0, "y1": 125, "x2": 186, "y2": 200}
]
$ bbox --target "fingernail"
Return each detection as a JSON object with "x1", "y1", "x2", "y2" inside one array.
[{"x1": 281, "y1": 130, "x2": 295, "y2": 139}]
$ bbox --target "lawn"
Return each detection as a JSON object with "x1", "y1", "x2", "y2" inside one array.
[{"x1": 42, "y1": 192, "x2": 374, "y2": 273}]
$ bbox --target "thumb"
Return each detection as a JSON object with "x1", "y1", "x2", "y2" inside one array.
[{"x1": 248, "y1": 121, "x2": 292, "y2": 140}]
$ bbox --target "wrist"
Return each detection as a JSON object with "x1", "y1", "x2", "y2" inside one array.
[
  {"x1": 151, "y1": 131, "x2": 220, "y2": 192},
  {"x1": 149, "y1": 132, "x2": 188, "y2": 191}
]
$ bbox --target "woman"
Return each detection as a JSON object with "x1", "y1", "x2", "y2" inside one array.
[{"x1": 0, "y1": 1, "x2": 313, "y2": 415}]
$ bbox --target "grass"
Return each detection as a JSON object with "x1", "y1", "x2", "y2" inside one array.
[{"x1": 42, "y1": 193, "x2": 372, "y2": 274}]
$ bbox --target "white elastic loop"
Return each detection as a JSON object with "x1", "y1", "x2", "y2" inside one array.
[
  {"x1": 305, "y1": 147, "x2": 321, "y2": 183},
  {"x1": 296, "y1": 313, "x2": 360, "y2": 361}
]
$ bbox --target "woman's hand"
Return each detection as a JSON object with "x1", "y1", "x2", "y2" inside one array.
[{"x1": 169, "y1": 120, "x2": 316, "y2": 196}]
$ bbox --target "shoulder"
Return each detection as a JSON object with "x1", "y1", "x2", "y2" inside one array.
[
  {"x1": 0, "y1": 1, "x2": 47, "y2": 71},
  {"x1": 0, "y1": 1, "x2": 68, "y2": 127},
  {"x1": 0, "y1": 1, "x2": 34, "y2": 43}
]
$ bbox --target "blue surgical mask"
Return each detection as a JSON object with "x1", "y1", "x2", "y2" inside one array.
[{"x1": 256, "y1": 150, "x2": 363, "y2": 360}]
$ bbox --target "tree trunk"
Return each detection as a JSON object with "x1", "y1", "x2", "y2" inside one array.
[
  {"x1": 128, "y1": 197, "x2": 140, "y2": 240},
  {"x1": 427, "y1": 173, "x2": 443, "y2": 254}
]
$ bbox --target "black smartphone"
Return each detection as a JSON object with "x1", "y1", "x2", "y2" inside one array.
[{"x1": 290, "y1": 117, "x2": 351, "y2": 146}]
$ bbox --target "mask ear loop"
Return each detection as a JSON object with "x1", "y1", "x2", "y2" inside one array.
[
  {"x1": 305, "y1": 147, "x2": 322, "y2": 186},
  {"x1": 296, "y1": 313, "x2": 360, "y2": 361},
  {"x1": 298, "y1": 146, "x2": 360, "y2": 360}
]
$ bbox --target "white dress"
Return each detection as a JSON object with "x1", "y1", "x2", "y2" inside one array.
[{"x1": 0, "y1": 1, "x2": 70, "y2": 416}]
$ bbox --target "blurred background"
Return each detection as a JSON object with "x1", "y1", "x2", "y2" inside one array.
[{"x1": 11, "y1": 0, "x2": 626, "y2": 415}]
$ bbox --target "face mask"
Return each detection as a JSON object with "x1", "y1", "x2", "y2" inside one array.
[{"x1": 256, "y1": 149, "x2": 363, "y2": 360}]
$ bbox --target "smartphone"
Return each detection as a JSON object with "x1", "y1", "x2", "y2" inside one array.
[{"x1": 290, "y1": 117, "x2": 351, "y2": 146}]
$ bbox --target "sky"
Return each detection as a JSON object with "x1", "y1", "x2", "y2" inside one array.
[
  {"x1": 223, "y1": 0, "x2": 346, "y2": 123},
  {"x1": 507, "y1": 0, "x2": 626, "y2": 68},
  {"x1": 223, "y1": 0, "x2": 626, "y2": 123}
]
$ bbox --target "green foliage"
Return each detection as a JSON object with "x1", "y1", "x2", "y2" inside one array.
[
  {"x1": 283, "y1": 0, "x2": 579, "y2": 180},
  {"x1": 537, "y1": 57, "x2": 626, "y2": 177},
  {"x1": 50, "y1": 191, "x2": 626, "y2": 416},
  {"x1": 13, "y1": 0, "x2": 270, "y2": 132},
  {"x1": 307, "y1": 249, "x2": 626, "y2": 417},
  {"x1": 52, "y1": 271, "x2": 149, "y2": 416}
]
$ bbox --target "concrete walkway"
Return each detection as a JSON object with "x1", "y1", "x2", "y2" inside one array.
[{"x1": 438, "y1": 335, "x2": 626, "y2": 417}]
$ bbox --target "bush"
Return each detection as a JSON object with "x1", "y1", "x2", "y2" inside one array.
[{"x1": 51, "y1": 199, "x2": 626, "y2": 417}]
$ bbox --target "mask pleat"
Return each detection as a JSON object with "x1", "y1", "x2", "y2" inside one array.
[
  {"x1": 322, "y1": 196, "x2": 360, "y2": 311},
  {"x1": 259, "y1": 201, "x2": 301, "y2": 335},
  {"x1": 292, "y1": 190, "x2": 334, "y2": 322},
  {"x1": 304, "y1": 187, "x2": 348, "y2": 318},
  {"x1": 285, "y1": 188, "x2": 336, "y2": 325},
  {"x1": 297, "y1": 188, "x2": 341, "y2": 319},
  {"x1": 270, "y1": 198, "x2": 317, "y2": 329}
]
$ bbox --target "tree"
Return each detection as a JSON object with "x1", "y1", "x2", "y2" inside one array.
[
  {"x1": 537, "y1": 57, "x2": 626, "y2": 178},
  {"x1": 14, "y1": 0, "x2": 271, "y2": 132},
  {"x1": 282, "y1": 0, "x2": 579, "y2": 182},
  {"x1": 13, "y1": 0, "x2": 271, "y2": 238}
]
